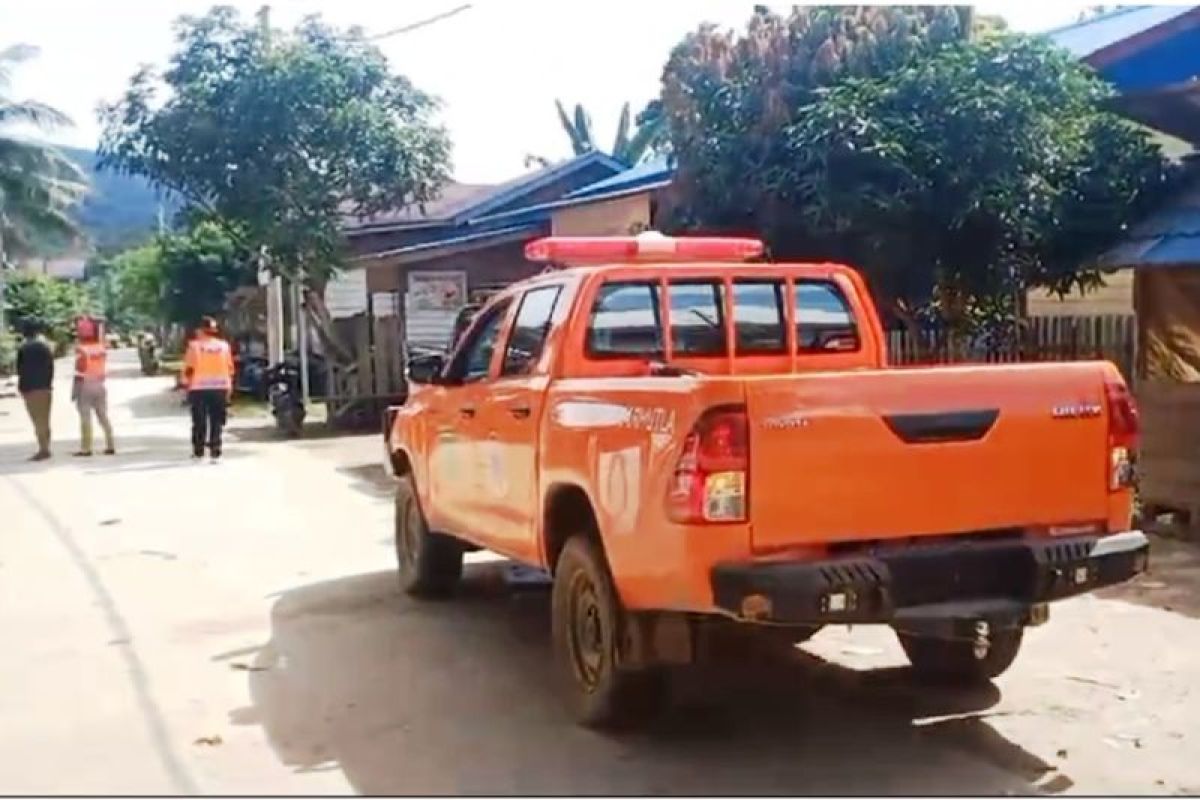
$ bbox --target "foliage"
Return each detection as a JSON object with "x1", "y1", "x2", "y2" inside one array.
[
  {"x1": 0, "y1": 44, "x2": 89, "y2": 259},
  {"x1": 86, "y1": 242, "x2": 166, "y2": 331},
  {"x1": 658, "y1": 8, "x2": 1173, "y2": 330},
  {"x1": 553, "y1": 99, "x2": 666, "y2": 165},
  {"x1": 98, "y1": 7, "x2": 452, "y2": 283},
  {"x1": 2, "y1": 271, "x2": 90, "y2": 345},
  {"x1": 87, "y1": 222, "x2": 252, "y2": 330},
  {"x1": 0, "y1": 329, "x2": 16, "y2": 375}
]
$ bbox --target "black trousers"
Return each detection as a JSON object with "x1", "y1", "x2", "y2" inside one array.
[{"x1": 189, "y1": 389, "x2": 228, "y2": 457}]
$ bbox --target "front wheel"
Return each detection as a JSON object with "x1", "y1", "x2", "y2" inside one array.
[
  {"x1": 897, "y1": 627, "x2": 1023, "y2": 684},
  {"x1": 394, "y1": 476, "x2": 463, "y2": 597},
  {"x1": 551, "y1": 536, "x2": 665, "y2": 729}
]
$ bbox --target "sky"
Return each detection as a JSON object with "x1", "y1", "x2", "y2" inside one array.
[{"x1": 3, "y1": 0, "x2": 1104, "y2": 184}]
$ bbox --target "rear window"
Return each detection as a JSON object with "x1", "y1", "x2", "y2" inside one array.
[
  {"x1": 587, "y1": 282, "x2": 663, "y2": 357},
  {"x1": 669, "y1": 281, "x2": 726, "y2": 356},
  {"x1": 733, "y1": 280, "x2": 786, "y2": 354},
  {"x1": 795, "y1": 281, "x2": 859, "y2": 353}
]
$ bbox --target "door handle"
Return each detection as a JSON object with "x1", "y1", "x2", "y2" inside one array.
[
  {"x1": 459, "y1": 405, "x2": 476, "y2": 419},
  {"x1": 509, "y1": 404, "x2": 531, "y2": 420}
]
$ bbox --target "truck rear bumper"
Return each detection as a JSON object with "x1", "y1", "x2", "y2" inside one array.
[{"x1": 710, "y1": 530, "x2": 1149, "y2": 628}]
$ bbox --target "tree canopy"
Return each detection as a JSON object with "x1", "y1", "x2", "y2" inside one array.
[
  {"x1": 658, "y1": 5, "x2": 1173, "y2": 329},
  {"x1": 0, "y1": 44, "x2": 88, "y2": 260},
  {"x1": 98, "y1": 7, "x2": 452, "y2": 283},
  {"x1": 87, "y1": 222, "x2": 251, "y2": 331}
]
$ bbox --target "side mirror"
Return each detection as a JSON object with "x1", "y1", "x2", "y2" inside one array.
[{"x1": 407, "y1": 353, "x2": 445, "y2": 385}]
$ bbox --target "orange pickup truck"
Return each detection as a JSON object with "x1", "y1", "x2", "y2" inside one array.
[{"x1": 384, "y1": 232, "x2": 1149, "y2": 728}]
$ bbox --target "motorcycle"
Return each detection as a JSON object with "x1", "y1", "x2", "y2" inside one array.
[
  {"x1": 235, "y1": 355, "x2": 270, "y2": 401},
  {"x1": 137, "y1": 336, "x2": 160, "y2": 376},
  {"x1": 265, "y1": 360, "x2": 305, "y2": 438}
]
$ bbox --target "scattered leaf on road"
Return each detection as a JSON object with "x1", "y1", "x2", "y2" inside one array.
[
  {"x1": 1056, "y1": 749, "x2": 1068, "y2": 759},
  {"x1": 99, "y1": 518, "x2": 122, "y2": 527},
  {"x1": 230, "y1": 662, "x2": 269, "y2": 672},
  {"x1": 193, "y1": 735, "x2": 223, "y2": 747}
]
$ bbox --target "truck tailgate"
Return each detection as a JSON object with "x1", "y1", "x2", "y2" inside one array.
[{"x1": 745, "y1": 363, "x2": 1111, "y2": 551}]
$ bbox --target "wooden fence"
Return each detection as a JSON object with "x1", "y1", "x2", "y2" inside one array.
[{"x1": 887, "y1": 314, "x2": 1137, "y2": 381}]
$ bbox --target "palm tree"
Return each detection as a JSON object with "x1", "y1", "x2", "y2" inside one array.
[
  {"x1": 0, "y1": 44, "x2": 88, "y2": 263},
  {"x1": 553, "y1": 99, "x2": 666, "y2": 166}
]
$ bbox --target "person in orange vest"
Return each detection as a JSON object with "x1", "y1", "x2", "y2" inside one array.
[
  {"x1": 72, "y1": 317, "x2": 116, "y2": 457},
  {"x1": 183, "y1": 316, "x2": 235, "y2": 461}
]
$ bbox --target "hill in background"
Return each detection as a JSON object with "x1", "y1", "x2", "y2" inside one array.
[{"x1": 61, "y1": 146, "x2": 177, "y2": 251}]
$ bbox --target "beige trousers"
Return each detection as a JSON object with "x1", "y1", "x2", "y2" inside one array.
[
  {"x1": 22, "y1": 389, "x2": 52, "y2": 455},
  {"x1": 76, "y1": 381, "x2": 115, "y2": 454}
]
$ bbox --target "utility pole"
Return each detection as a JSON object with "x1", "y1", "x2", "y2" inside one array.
[{"x1": 256, "y1": 4, "x2": 287, "y2": 368}]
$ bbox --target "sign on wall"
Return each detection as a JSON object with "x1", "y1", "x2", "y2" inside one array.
[
  {"x1": 324, "y1": 268, "x2": 369, "y2": 318},
  {"x1": 406, "y1": 270, "x2": 468, "y2": 349}
]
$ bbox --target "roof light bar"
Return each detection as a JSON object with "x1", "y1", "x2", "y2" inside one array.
[{"x1": 524, "y1": 231, "x2": 764, "y2": 264}]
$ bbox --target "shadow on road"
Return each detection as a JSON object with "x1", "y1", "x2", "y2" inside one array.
[
  {"x1": 0, "y1": 435, "x2": 251, "y2": 477},
  {"x1": 230, "y1": 565, "x2": 1063, "y2": 795}
]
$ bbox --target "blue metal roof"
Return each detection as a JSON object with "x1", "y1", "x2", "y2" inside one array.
[
  {"x1": 455, "y1": 150, "x2": 625, "y2": 222},
  {"x1": 1098, "y1": 181, "x2": 1200, "y2": 268},
  {"x1": 563, "y1": 157, "x2": 675, "y2": 201},
  {"x1": 356, "y1": 223, "x2": 541, "y2": 262},
  {"x1": 1045, "y1": 5, "x2": 1198, "y2": 58}
]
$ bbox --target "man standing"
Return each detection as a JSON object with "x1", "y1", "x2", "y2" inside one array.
[
  {"x1": 183, "y1": 317, "x2": 234, "y2": 461},
  {"x1": 16, "y1": 321, "x2": 54, "y2": 461},
  {"x1": 72, "y1": 318, "x2": 116, "y2": 457}
]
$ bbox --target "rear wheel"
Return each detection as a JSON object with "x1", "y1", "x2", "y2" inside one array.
[
  {"x1": 898, "y1": 627, "x2": 1023, "y2": 684},
  {"x1": 551, "y1": 536, "x2": 665, "y2": 728},
  {"x1": 394, "y1": 476, "x2": 463, "y2": 597}
]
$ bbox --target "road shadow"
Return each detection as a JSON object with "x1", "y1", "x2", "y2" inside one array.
[
  {"x1": 125, "y1": 383, "x2": 188, "y2": 420},
  {"x1": 231, "y1": 566, "x2": 1061, "y2": 795},
  {"x1": 338, "y1": 463, "x2": 393, "y2": 501},
  {"x1": 1098, "y1": 533, "x2": 1200, "y2": 619},
  {"x1": 0, "y1": 434, "x2": 251, "y2": 477}
]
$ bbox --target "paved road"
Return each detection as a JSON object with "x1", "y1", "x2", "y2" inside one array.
[{"x1": 2, "y1": 350, "x2": 1198, "y2": 794}]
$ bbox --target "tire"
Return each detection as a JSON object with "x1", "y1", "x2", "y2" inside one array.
[
  {"x1": 897, "y1": 627, "x2": 1023, "y2": 684},
  {"x1": 551, "y1": 536, "x2": 665, "y2": 729},
  {"x1": 394, "y1": 475, "x2": 463, "y2": 597}
]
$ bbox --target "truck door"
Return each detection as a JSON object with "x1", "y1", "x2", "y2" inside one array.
[
  {"x1": 429, "y1": 298, "x2": 512, "y2": 539},
  {"x1": 476, "y1": 284, "x2": 564, "y2": 564}
]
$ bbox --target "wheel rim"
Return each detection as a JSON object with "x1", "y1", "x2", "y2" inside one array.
[
  {"x1": 566, "y1": 570, "x2": 606, "y2": 692},
  {"x1": 398, "y1": 497, "x2": 421, "y2": 567}
]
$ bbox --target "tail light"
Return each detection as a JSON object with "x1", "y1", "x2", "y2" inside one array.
[
  {"x1": 667, "y1": 406, "x2": 749, "y2": 523},
  {"x1": 1104, "y1": 377, "x2": 1139, "y2": 491}
]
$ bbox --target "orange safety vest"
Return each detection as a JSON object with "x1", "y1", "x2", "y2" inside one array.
[
  {"x1": 185, "y1": 336, "x2": 234, "y2": 391},
  {"x1": 76, "y1": 342, "x2": 107, "y2": 383}
]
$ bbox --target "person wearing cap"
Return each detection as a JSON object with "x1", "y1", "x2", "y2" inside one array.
[
  {"x1": 183, "y1": 317, "x2": 235, "y2": 461},
  {"x1": 71, "y1": 316, "x2": 116, "y2": 457}
]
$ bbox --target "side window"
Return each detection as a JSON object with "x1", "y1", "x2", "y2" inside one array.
[
  {"x1": 669, "y1": 281, "x2": 726, "y2": 356},
  {"x1": 587, "y1": 282, "x2": 663, "y2": 357},
  {"x1": 795, "y1": 281, "x2": 859, "y2": 353},
  {"x1": 449, "y1": 299, "x2": 511, "y2": 383},
  {"x1": 501, "y1": 286, "x2": 561, "y2": 377},
  {"x1": 732, "y1": 280, "x2": 786, "y2": 354}
]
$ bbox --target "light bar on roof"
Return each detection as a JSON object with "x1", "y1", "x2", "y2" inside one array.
[{"x1": 524, "y1": 231, "x2": 764, "y2": 264}]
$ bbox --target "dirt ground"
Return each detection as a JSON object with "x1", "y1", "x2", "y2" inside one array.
[{"x1": 2, "y1": 352, "x2": 1198, "y2": 795}]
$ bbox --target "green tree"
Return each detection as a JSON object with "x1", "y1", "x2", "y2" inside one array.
[
  {"x1": 3, "y1": 271, "x2": 90, "y2": 346},
  {"x1": 659, "y1": 8, "x2": 1172, "y2": 334},
  {"x1": 97, "y1": 6, "x2": 452, "y2": 353},
  {"x1": 87, "y1": 241, "x2": 167, "y2": 331},
  {"x1": 87, "y1": 222, "x2": 250, "y2": 331},
  {"x1": 553, "y1": 99, "x2": 666, "y2": 165},
  {"x1": 1, "y1": 44, "x2": 88, "y2": 260}
]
